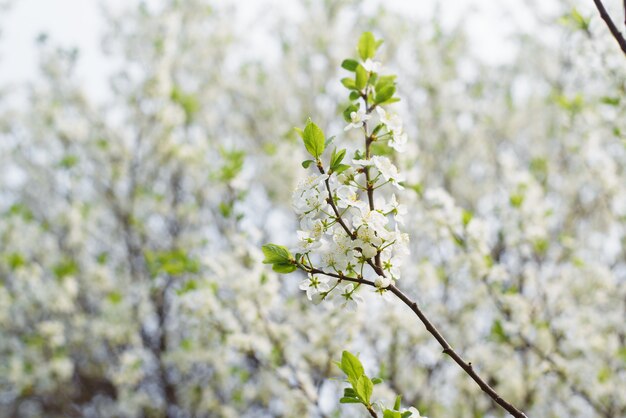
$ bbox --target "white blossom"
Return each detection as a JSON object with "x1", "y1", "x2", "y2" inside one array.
[{"x1": 344, "y1": 108, "x2": 371, "y2": 131}]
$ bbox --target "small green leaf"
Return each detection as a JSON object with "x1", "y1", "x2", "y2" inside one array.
[
  {"x1": 330, "y1": 148, "x2": 347, "y2": 172},
  {"x1": 375, "y1": 85, "x2": 395, "y2": 104},
  {"x1": 6, "y1": 253, "x2": 25, "y2": 270},
  {"x1": 58, "y1": 154, "x2": 79, "y2": 169},
  {"x1": 358, "y1": 32, "x2": 376, "y2": 60},
  {"x1": 343, "y1": 387, "x2": 357, "y2": 397},
  {"x1": 302, "y1": 160, "x2": 314, "y2": 169},
  {"x1": 394, "y1": 395, "x2": 402, "y2": 410},
  {"x1": 261, "y1": 244, "x2": 296, "y2": 273},
  {"x1": 145, "y1": 249, "x2": 200, "y2": 278},
  {"x1": 490, "y1": 319, "x2": 509, "y2": 343},
  {"x1": 272, "y1": 263, "x2": 297, "y2": 274},
  {"x1": 401, "y1": 412, "x2": 413, "y2": 418},
  {"x1": 341, "y1": 59, "x2": 359, "y2": 71},
  {"x1": 510, "y1": 193, "x2": 524, "y2": 208},
  {"x1": 349, "y1": 91, "x2": 360, "y2": 101},
  {"x1": 383, "y1": 410, "x2": 402, "y2": 418},
  {"x1": 343, "y1": 104, "x2": 360, "y2": 122},
  {"x1": 597, "y1": 366, "x2": 611, "y2": 383},
  {"x1": 376, "y1": 75, "x2": 396, "y2": 90},
  {"x1": 356, "y1": 375, "x2": 373, "y2": 404},
  {"x1": 218, "y1": 148, "x2": 245, "y2": 182},
  {"x1": 600, "y1": 96, "x2": 620, "y2": 106},
  {"x1": 171, "y1": 86, "x2": 199, "y2": 121},
  {"x1": 340, "y1": 351, "x2": 365, "y2": 382},
  {"x1": 371, "y1": 377, "x2": 383, "y2": 385},
  {"x1": 340, "y1": 397, "x2": 363, "y2": 404},
  {"x1": 355, "y1": 65, "x2": 368, "y2": 90},
  {"x1": 379, "y1": 97, "x2": 401, "y2": 105},
  {"x1": 341, "y1": 77, "x2": 357, "y2": 90},
  {"x1": 176, "y1": 279, "x2": 198, "y2": 295},
  {"x1": 333, "y1": 164, "x2": 351, "y2": 174},
  {"x1": 302, "y1": 119, "x2": 326, "y2": 158},
  {"x1": 462, "y1": 209, "x2": 473, "y2": 227},
  {"x1": 107, "y1": 291, "x2": 123, "y2": 304}
]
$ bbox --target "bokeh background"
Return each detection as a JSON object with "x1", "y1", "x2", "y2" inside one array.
[{"x1": 0, "y1": 1, "x2": 625, "y2": 417}]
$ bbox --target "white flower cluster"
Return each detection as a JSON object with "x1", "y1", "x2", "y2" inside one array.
[
  {"x1": 292, "y1": 150, "x2": 409, "y2": 307},
  {"x1": 344, "y1": 106, "x2": 408, "y2": 153}
]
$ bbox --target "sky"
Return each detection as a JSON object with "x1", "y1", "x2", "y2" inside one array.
[{"x1": 0, "y1": 0, "x2": 555, "y2": 102}]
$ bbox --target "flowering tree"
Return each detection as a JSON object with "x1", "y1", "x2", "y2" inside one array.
[
  {"x1": 0, "y1": 1, "x2": 625, "y2": 418},
  {"x1": 263, "y1": 32, "x2": 530, "y2": 418}
]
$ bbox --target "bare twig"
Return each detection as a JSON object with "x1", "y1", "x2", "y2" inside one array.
[
  {"x1": 306, "y1": 267, "x2": 528, "y2": 417},
  {"x1": 592, "y1": 0, "x2": 626, "y2": 55}
]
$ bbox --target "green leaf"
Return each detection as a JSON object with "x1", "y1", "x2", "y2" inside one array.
[
  {"x1": 176, "y1": 279, "x2": 198, "y2": 295},
  {"x1": 272, "y1": 263, "x2": 297, "y2": 274},
  {"x1": 462, "y1": 209, "x2": 473, "y2": 227},
  {"x1": 262, "y1": 244, "x2": 293, "y2": 265},
  {"x1": 58, "y1": 154, "x2": 79, "y2": 169},
  {"x1": 330, "y1": 148, "x2": 347, "y2": 172},
  {"x1": 355, "y1": 65, "x2": 368, "y2": 90},
  {"x1": 358, "y1": 32, "x2": 376, "y2": 60},
  {"x1": 340, "y1": 351, "x2": 365, "y2": 382},
  {"x1": 356, "y1": 375, "x2": 373, "y2": 404},
  {"x1": 53, "y1": 258, "x2": 78, "y2": 279},
  {"x1": 394, "y1": 395, "x2": 402, "y2": 410},
  {"x1": 343, "y1": 387, "x2": 357, "y2": 397},
  {"x1": 343, "y1": 103, "x2": 360, "y2": 122},
  {"x1": 373, "y1": 76, "x2": 398, "y2": 105},
  {"x1": 401, "y1": 412, "x2": 413, "y2": 418},
  {"x1": 145, "y1": 249, "x2": 200, "y2": 278},
  {"x1": 333, "y1": 164, "x2": 351, "y2": 174},
  {"x1": 302, "y1": 119, "x2": 326, "y2": 158},
  {"x1": 559, "y1": 8, "x2": 590, "y2": 32},
  {"x1": 302, "y1": 160, "x2": 314, "y2": 169},
  {"x1": 509, "y1": 193, "x2": 524, "y2": 208},
  {"x1": 383, "y1": 410, "x2": 402, "y2": 418},
  {"x1": 341, "y1": 59, "x2": 359, "y2": 71},
  {"x1": 376, "y1": 75, "x2": 396, "y2": 89},
  {"x1": 379, "y1": 97, "x2": 401, "y2": 105},
  {"x1": 218, "y1": 148, "x2": 245, "y2": 182},
  {"x1": 349, "y1": 91, "x2": 360, "y2": 101},
  {"x1": 170, "y1": 86, "x2": 199, "y2": 122},
  {"x1": 490, "y1": 319, "x2": 509, "y2": 343},
  {"x1": 600, "y1": 96, "x2": 620, "y2": 106},
  {"x1": 375, "y1": 85, "x2": 395, "y2": 104},
  {"x1": 597, "y1": 366, "x2": 611, "y2": 383},
  {"x1": 6, "y1": 253, "x2": 25, "y2": 270},
  {"x1": 107, "y1": 291, "x2": 122, "y2": 304},
  {"x1": 261, "y1": 243, "x2": 296, "y2": 274},
  {"x1": 340, "y1": 397, "x2": 363, "y2": 404},
  {"x1": 341, "y1": 77, "x2": 357, "y2": 90},
  {"x1": 371, "y1": 377, "x2": 383, "y2": 385}
]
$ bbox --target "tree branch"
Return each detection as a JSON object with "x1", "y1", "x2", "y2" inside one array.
[
  {"x1": 592, "y1": 0, "x2": 626, "y2": 55},
  {"x1": 306, "y1": 266, "x2": 528, "y2": 417},
  {"x1": 386, "y1": 284, "x2": 529, "y2": 418}
]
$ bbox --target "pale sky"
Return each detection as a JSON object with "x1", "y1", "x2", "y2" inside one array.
[{"x1": 0, "y1": 0, "x2": 555, "y2": 101}]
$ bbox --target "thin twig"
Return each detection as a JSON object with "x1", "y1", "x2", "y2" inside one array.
[
  {"x1": 387, "y1": 285, "x2": 529, "y2": 418},
  {"x1": 592, "y1": 0, "x2": 626, "y2": 55},
  {"x1": 307, "y1": 266, "x2": 528, "y2": 418}
]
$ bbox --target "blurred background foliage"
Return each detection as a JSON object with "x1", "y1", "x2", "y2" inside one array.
[{"x1": 0, "y1": 0, "x2": 625, "y2": 417}]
